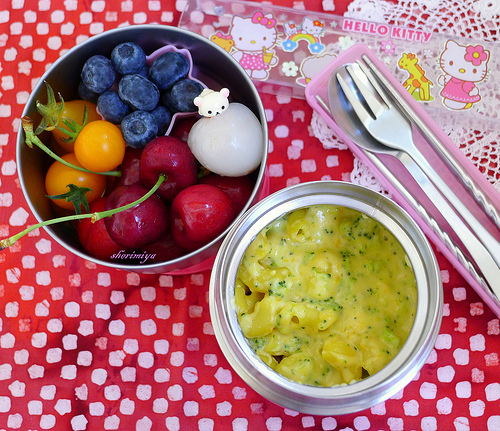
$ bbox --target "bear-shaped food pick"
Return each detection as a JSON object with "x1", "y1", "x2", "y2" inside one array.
[{"x1": 193, "y1": 88, "x2": 230, "y2": 117}]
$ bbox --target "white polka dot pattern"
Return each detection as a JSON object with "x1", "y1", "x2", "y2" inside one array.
[{"x1": 0, "y1": 0, "x2": 500, "y2": 429}]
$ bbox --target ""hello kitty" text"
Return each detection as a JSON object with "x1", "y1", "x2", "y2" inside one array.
[{"x1": 342, "y1": 19, "x2": 433, "y2": 44}]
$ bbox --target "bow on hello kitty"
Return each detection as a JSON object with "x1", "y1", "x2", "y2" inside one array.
[
  {"x1": 215, "y1": 31, "x2": 232, "y2": 40},
  {"x1": 252, "y1": 11, "x2": 277, "y2": 28}
]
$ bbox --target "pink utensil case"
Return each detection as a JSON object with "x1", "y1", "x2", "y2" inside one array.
[{"x1": 306, "y1": 44, "x2": 500, "y2": 317}]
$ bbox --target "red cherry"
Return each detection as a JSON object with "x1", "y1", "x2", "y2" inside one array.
[
  {"x1": 199, "y1": 173, "x2": 255, "y2": 214},
  {"x1": 139, "y1": 136, "x2": 198, "y2": 203},
  {"x1": 170, "y1": 184, "x2": 235, "y2": 251},
  {"x1": 143, "y1": 230, "x2": 185, "y2": 262},
  {"x1": 77, "y1": 197, "x2": 125, "y2": 261},
  {"x1": 168, "y1": 116, "x2": 198, "y2": 141},
  {"x1": 117, "y1": 146, "x2": 143, "y2": 187},
  {"x1": 104, "y1": 184, "x2": 169, "y2": 249}
]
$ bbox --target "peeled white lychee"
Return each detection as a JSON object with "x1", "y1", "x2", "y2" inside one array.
[{"x1": 187, "y1": 103, "x2": 264, "y2": 177}]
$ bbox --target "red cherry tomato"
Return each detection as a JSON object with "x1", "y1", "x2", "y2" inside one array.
[{"x1": 74, "y1": 120, "x2": 126, "y2": 172}]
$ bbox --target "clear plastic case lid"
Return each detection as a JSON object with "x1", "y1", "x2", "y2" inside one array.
[{"x1": 179, "y1": 0, "x2": 499, "y2": 129}]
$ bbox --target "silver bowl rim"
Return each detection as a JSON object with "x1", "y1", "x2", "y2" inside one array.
[
  {"x1": 209, "y1": 180, "x2": 443, "y2": 415},
  {"x1": 16, "y1": 24, "x2": 269, "y2": 273}
]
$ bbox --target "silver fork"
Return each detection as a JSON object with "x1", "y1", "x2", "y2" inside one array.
[
  {"x1": 333, "y1": 62, "x2": 500, "y2": 298},
  {"x1": 360, "y1": 54, "x2": 500, "y2": 230}
]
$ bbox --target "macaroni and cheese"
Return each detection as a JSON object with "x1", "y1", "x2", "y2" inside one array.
[{"x1": 235, "y1": 204, "x2": 417, "y2": 386}]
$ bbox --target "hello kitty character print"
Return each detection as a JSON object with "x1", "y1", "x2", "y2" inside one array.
[
  {"x1": 438, "y1": 40, "x2": 490, "y2": 110},
  {"x1": 227, "y1": 11, "x2": 279, "y2": 80}
]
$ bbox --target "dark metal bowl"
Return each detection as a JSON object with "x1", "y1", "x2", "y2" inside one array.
[{"x1": 17, "y1": 24, "x2": 268, "y2": 273}]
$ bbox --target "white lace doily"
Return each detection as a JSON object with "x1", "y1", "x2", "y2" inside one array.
[{"x1": 310, "y1": 0, "x2": 500, "y2": 193}]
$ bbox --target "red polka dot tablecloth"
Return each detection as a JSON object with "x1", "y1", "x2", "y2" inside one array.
[{"x1": 1, "y1": 1, "x2": 500, "y2": 430}]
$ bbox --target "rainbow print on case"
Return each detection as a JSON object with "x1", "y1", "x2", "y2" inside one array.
[
  {"x1": 209, "y1": 10, "x2": 328, "y2": 82},
  {"x1": 281, "y1": 17, "x2": 326, "y2": 54},
  {"x1": 205, "y1": 7, "x2": 494, "y2": 117}
]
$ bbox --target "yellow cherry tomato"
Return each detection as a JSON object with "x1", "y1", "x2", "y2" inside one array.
[
  {"x1": 74, "y1": 120, "x2": 126, "y2": 172},
  {"x1": 45, "y1": 153, "x2": 107, "y2": 211},
  {"x1": 53, "y1": 100, "x2": 102, "y2": 152}
]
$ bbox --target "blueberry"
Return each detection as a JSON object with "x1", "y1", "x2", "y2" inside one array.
[
  {"x1": 149, "y1": 51, "x2": 190, "y2": 90},
  {"x1": 162, "y1": 79, "x2": 204, "y2": 113},
  {"x1": 118, "y1": 74, "x2": 160, "y2": 111},
  {"x1": 97, "y1": 91, "x2": 130, "y2": 124},
  {"x1": 77, "y1": 80, "x2": 99, "y2": 103},
  {"x1": 81, "y1": 55, "x2": 116, "y2": 94},
  {"x1": 111, "y1": 42, "x2": 147, "y2": 75},
  {"x1": 136, "y1": 64, "x2": 149, "y2": 78},
  {"x1": 150, "y1": 105, "x2": 172, "y2": 136},
  {"x1": 121, "y1": 110, "x2": 158, "y2": 148}
]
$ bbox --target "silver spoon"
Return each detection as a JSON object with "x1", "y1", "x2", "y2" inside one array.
[
  {"x1": 327, "y1": 63, "x2": 500, "y2": 301},
  {"x1": 360, "y1": 54, "x2": 500, "y2": 230}
]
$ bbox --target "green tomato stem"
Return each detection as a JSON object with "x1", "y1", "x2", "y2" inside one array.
[
  {"x1": 0, "y1": 174, "x2": 166, "y2": 251},
  {"x1": 22, "y1": 116, "x2": 122, "y2": 177},
  {"x1": 35, "y1": 81, "x2": 65, "y2": 134},
  {"x1": 56, "y1": 104, "x2": 88, "y2": 144}
]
